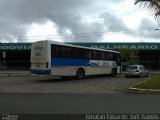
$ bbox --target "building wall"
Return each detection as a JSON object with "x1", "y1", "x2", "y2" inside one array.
[
  {"x1": 139, "y1": 50, "x2": 160, "y2": 70},
  {"x1": 0, "y1": 43, "x2": 31, "y2": 70}
]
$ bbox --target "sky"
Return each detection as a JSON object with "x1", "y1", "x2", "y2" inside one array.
[{"x1": 0, "y1": 0, "x2": 160, "y2": 43}]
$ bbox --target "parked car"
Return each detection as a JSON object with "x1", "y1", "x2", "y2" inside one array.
[{"x1": 125, "y1": 65, "x2": 149, "y2": 78}]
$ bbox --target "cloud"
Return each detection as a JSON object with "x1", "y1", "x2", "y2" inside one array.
[
  {"x1": 0, "y1": 0, "x2": 121, "y2": 42},
  {"x1": 138, "y1": 18, "x2": 160, "y2": 39},
  {"x1": 0, "y1": 0, "x2": 159, "y2": 43},
  {"x1": 99, "y1": 12, "x2": 129, "y2": 32},
  {"x1": 0, "y1": 0, "x2": 105, "y2": 42}
]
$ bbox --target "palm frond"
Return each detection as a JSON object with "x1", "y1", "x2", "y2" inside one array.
[{"x1": 134, "y1": 0, "x2": 160, "y2": 18}]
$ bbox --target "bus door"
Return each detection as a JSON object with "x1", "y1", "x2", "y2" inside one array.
[{"x1": 116, "y1": 54, "x2": 121, "y2": 74}]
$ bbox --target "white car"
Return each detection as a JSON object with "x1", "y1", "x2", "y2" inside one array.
[{"x1": 125, "y1": 65, "x2": 149, "y2": 78}]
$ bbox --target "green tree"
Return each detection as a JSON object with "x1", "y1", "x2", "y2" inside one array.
[
  {"x1": 118, "y1": 48, "x2": 129, "y2": 62},
  {"x1": 119, "y1": 48, "x2": 139, "y2": 70},
  {"x1": 134, "y1": 0, "x2": 160, "y2": 18},
  {"x1": 128, "y1": 49, "x2": 139, "y2": 65}
]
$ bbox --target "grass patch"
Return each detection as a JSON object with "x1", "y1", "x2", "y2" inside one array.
[{"x1": 133, "y1": 75, "x2": 160, "y2": 89}]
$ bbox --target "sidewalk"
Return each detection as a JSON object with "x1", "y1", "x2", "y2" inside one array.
[{"x1": 0, "y1": 70, "x2": 31, "y2": 75}]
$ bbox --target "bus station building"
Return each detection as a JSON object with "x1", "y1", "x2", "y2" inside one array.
[{"x1": 0, "y1": 42, "x2": 160, "y2": 71}]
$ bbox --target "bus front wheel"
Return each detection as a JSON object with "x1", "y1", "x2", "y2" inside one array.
[{"x1": 76, "y1": 68, "x2": 85, "y2": 79}]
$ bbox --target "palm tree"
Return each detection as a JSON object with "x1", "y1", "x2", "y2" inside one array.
[{"x1": 134, "y1": 0, "x2": 160, "y2": 18}]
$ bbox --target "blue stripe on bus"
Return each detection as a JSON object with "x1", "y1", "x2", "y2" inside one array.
[
  {"x1": 31, "y1": 69, "x2": 51, "y2": 75},
  {"x1": 51, "y1": 58, "x2": 92, "y2": 66}
]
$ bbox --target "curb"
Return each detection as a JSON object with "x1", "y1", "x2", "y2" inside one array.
[
  {"x1": 128, "y1": 78, "x2": 160, "y2": 94},
  {"x1": 0, "y1": 71, "x2": 32, "y2": 76},
  {"x1": 0, "y1": 74, "x2": 33, "y2": 76},
  {"x1": 129, "y1": 87, "x2": 160, "y2": 94}
]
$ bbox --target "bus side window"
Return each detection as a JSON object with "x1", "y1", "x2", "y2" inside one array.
[
  {"x1": 60, "y1": 46, "x2": 67, "y2": 57},
  {"x1": 108, "y1": 52, "x2": 113, "y2": 60},
  {"x1": 66, "y1": 47, "x2": 71, "y2": 58},
  {"x1": 68, "y1": 47, "x2": 80, "y2": 58},
  {"x1": 113, "y1": 53, "x2": 117, "y2": 60},
  {"x1": 91, "y1": 51, "x2": 96, "y2": 60},
  {"x1": 79, "y1": 49, "x2": 89, "y2": 59},
  {"x1": 75, "y1": 48, "x2": 80, "y2": 58},
  {"x1": 105, "y1": 53, "x2": 109, "y2": 60},
  {"x1": 66, "y1": 47, "x2": 77, "y2": 58},
  {"x1": 96, "y1": 51, "x2": 100, "y2": 60},
  {"x1": 100, "y1": 52, "x2": 105, "y2": 60},
  {"x1": 51, "y1": 45, "x2": 60, "y2": 57},
  {"x1": 87, "y1": 50, "x2": 91, "y2": 59},
  {"x1": 55, "y1": 46, "x2": 60, "y2": 57}
]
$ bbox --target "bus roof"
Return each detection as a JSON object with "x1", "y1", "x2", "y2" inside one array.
[{"x1": 35, "y1": 40, "x2": 120, "y2": 53}]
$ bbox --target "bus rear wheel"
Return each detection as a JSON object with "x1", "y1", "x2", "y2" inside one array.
[{"x1": 76, "y1": 68, "x2": 85, "y2": 79}]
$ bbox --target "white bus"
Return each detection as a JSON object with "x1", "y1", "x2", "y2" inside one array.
[{"x1": 31, "y1": 40, "x2": 121, "y2": 79}]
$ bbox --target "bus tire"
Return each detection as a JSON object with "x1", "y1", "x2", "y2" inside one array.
[{"x1": 76, "y1": 68, "x2": 85, "y2": 79}]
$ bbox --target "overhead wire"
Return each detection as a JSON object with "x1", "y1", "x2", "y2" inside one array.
[{"x1": 0, "y1": 26, "x2": 159, "y2": 40}]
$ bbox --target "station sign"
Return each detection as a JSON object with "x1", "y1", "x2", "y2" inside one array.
[
  {"x1": 0, "y1": 43, "x2": 32, "y2": 50},
  {"x1": 0, "y1": 42, "x2": 160, "y2": 51},
  {"x1": 69, "y1": 43, "x2": 160, "y2": 50},
  {"x1": 90, "y1": 44, "x2": 159, "y2": 50}
]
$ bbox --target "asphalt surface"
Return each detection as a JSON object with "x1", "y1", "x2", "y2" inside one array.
[
  {"x1": 0, "y1": 93, "x2": 160, "y2": 119},
  {"x1": 0, "y1": 75, "x2": 159, "y2": 120}
]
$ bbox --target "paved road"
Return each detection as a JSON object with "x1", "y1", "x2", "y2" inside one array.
[
  {"x1": 0, "y1": 75, "x2": 156, "y2": 119},
  {"x1": 0, "y1": 75, "x2": 147, "y2": 94},
  {"x1": 0, "y1": 93, "x2": 160, "y2": 114},
  {"x1": 0, "y1": 93, "x2": 160, "y2": 120}
]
